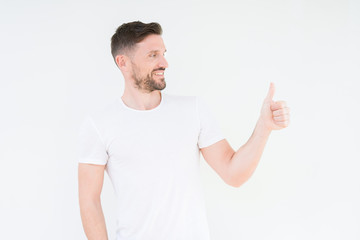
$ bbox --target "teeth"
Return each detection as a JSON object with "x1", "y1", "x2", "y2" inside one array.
[{"x1": 155, "y1": 72, "x2": 164, "y2": 75}]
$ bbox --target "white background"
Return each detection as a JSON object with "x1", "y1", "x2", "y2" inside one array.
[{"x1": 1, "y1": 0, "x2": 359, "y2": 239}]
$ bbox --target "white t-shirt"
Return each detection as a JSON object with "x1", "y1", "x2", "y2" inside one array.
[{"x1": 78, "y1": 92, "x2": 225, "y2": 240}]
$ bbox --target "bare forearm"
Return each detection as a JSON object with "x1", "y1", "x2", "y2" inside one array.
[
  {"x1": 80, "y1": 199, "x2": 108, "y2": 240},
  {"x1": 228, "y1": 120, "x2": 272, "y2": 187}
]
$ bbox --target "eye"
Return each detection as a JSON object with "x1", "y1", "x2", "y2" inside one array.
[{"x1": 150, "y1": 53, "x2": 156, "y2": 57}]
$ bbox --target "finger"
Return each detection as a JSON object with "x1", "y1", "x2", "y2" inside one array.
[
  {"x1": 273, "y1": 107, "x2": 290, "y2": 117},
  {"x1": 271, "y1": 100, "x2": 287, "y2": 111},
  {"x1": 273, "y1": 115, "x2": 290, "y2": 121},
  {"x1": 266, "y1": 82, "x2": 275, "y2": 101},
  {"x1": 274, "y1": 120, "x2": 290, "y2": 127}
]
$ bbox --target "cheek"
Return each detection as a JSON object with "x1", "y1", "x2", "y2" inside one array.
[{"x1": 149, "y1": 67, "x2": 156, "y2": 74}]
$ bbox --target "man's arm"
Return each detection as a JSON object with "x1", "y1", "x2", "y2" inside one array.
[
  {"x1": 227, "y1": 120, "x2": 272, "y2": 187},
  {"x1": 200, "y1": 83, "x2": 290, "y2": 187},
  {"x1": 78, "y1": 163, "x2": 108, "y2": 240},
  {"x1": 200, "y1": 138, "x2": 235, "y2": 186},
  {"x1": 201, "y1": 120, "x2": 271, "y2": 187}
]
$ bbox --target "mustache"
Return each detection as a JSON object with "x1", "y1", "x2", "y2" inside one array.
[{"x1": 153, "y1": 68, "x2": 166, "y2": 72}]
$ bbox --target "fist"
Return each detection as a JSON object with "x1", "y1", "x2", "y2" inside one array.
[{"x1": 259, "y1": 82, "x2": 290, "y2": 131}]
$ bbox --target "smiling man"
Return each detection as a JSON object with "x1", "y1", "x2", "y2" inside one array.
[{"x1": 77, "y1": 21, "x2": 290, "y2": 240}]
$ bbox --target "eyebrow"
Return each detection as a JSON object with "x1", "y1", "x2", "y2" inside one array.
[{"x1": 147, "y1": 49, "x2": 167, "y2": 54}]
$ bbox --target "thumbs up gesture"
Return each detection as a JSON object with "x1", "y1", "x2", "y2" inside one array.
[{"x1": 259, "y1": 82, "x2": 290, "y2": 131}]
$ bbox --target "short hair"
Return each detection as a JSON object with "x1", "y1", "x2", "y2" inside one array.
[{"x1": 110, "y1": 21, "x2": 163, "y2": 64}]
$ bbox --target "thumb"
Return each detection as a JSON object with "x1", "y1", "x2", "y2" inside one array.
[{"x1": 265, "y1": 82, "x2": 275, "y2": 101}]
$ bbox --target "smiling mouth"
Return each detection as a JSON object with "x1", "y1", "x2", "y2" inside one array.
[{"x1": 153, "y1": 72, "x2": 164, "y2": 76}]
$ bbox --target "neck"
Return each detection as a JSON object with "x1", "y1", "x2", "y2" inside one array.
[{"x1": 121, "y1": 89, "x2": 162, "y2": 111}]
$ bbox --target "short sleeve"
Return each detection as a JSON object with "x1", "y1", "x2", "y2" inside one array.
[
  {"x1": 196, "y1": 96, "x2": 225, "y2": 149},
  {"x1": 77, "y1": 116, "x2": 108, "y2": 165}
]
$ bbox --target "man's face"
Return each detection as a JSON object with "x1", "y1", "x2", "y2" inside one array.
[{"x1": 128, "y1": 34, "x2": 169, "y2": 93}]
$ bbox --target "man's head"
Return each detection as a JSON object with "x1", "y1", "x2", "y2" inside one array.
[{"x1": 111, "y1": 21, "x2": 169, "y2": 93}]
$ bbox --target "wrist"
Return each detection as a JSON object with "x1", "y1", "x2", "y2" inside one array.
[{"x1": 255, "y1": 118, "x2": 272, "y2": 136}]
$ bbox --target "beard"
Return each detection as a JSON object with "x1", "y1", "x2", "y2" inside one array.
[{"x1": 131, "y1": 63, "x2": 166, "y2": 93}]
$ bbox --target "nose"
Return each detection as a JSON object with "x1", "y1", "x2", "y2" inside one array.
[{"x1": 158, "y1": 55, "x2": 169, "y2": 69}]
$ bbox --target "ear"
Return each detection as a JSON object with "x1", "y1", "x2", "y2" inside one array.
[{"x1": 115, "y1": 55, "x2": 126, "y2": 69}]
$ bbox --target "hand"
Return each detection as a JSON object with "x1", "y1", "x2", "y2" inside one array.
[{"x1": 259, "y1": 82, "x2": 290, "y2": 131}]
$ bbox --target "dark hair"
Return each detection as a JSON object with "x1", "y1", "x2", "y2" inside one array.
[{"x1": 110, "y1": 21, "x2": 163, "y2": 64}]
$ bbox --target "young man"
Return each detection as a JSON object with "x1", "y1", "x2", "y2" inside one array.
[{"x1": 78, "y1": 21, "x2": 290, "y2": 240}]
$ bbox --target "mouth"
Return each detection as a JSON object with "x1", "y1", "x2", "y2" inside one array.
[{"x1": 153, "y1": 71, "x2": 165, "y2": 77}]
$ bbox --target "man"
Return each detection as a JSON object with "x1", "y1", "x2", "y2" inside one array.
[{"x1": 78, "y1": 21, "x2": 290, "y2": 240}]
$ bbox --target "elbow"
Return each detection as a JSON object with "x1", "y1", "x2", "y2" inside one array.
[
  {"x1": 227, "y1": 170, "x2": 254, "y2": 188},
  {"x1": 228, "y1": 178, "x2": 248, "y2": 188},
  {"x1": 226, "y1": 159, "x2": 259, "y2": 188}
]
